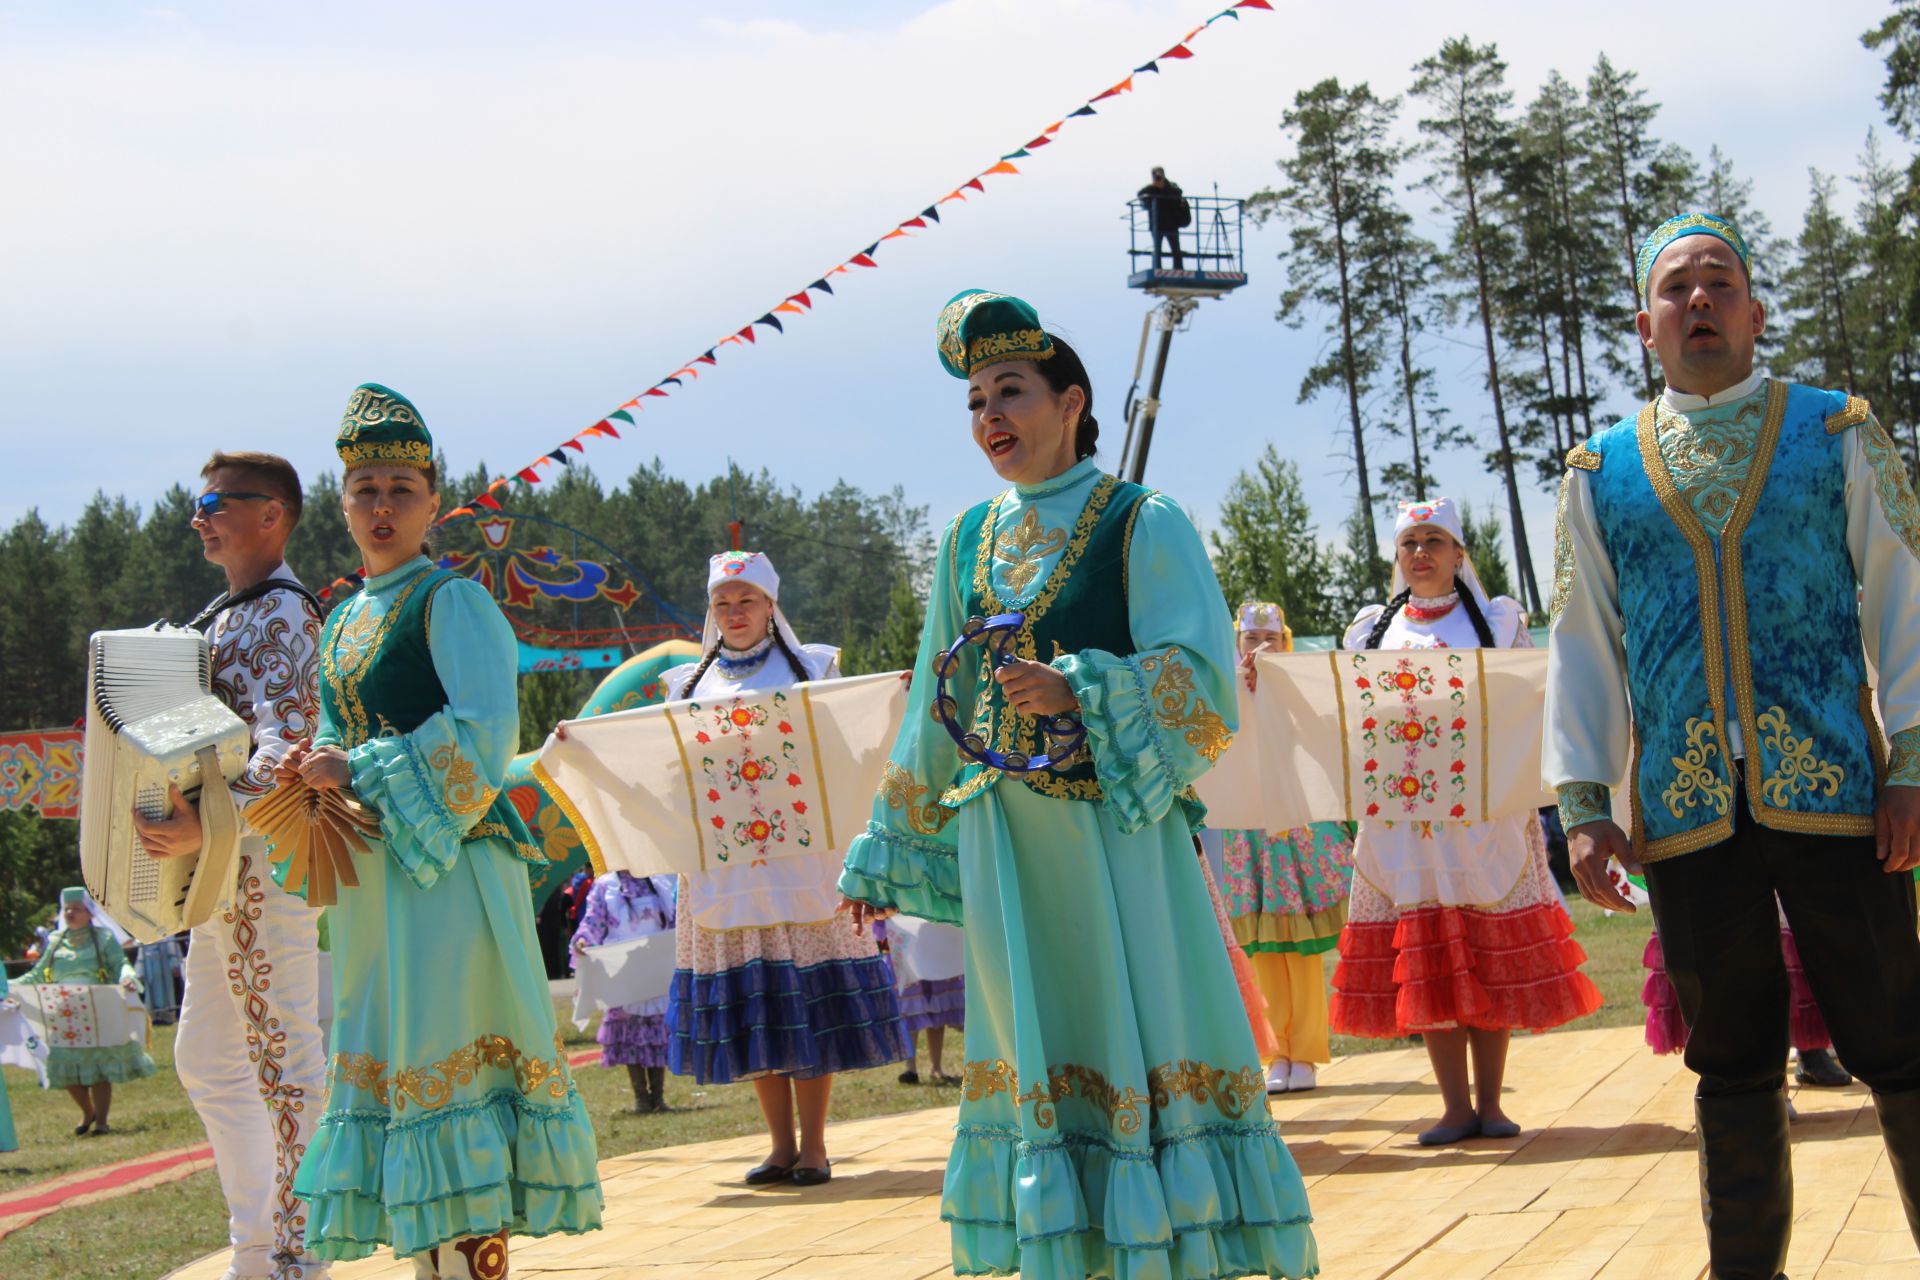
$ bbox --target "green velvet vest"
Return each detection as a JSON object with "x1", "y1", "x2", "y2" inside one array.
[
  {"x1": 941, "y1": 474, "x2": 1151, "y2": 807},
  {"x1": 320, "y1": 564, "x2": 539, "y2": 855}
]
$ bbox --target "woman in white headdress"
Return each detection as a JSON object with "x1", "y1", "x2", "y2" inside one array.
[
  {"x1": 659, "y1": 550, "x2": 908, "y2": 1188},
  {"x1": 15, "y1": 886, "x2": 153, "y2": 1134},
  {"x1": 1331, "y1": 498, "x2": 1601, "y2": 1145}
]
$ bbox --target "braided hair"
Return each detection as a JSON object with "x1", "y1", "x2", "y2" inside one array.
[
  {"x1": 1362, "y1": 575, "x2": 1496, "y2": 650},
  {"x1": 677, "y1": 622, "x2": 819, "y2": 699}
]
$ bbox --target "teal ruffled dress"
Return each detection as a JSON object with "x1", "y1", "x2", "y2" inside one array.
[
  {"x1": 278, "y1": 557, "x2": 602, "y2": 1261},
  {"x1": 839, "y1": 459, "x2": 1319, "y2": 1279},
  {"x1": 0, "y1": 972, "x2": 19, "y2": 1149},
  {"x1": 15, "y1": 926, "x2": 156, "y2": 1087}
]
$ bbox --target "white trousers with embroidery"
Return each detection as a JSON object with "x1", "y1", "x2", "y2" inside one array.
[{"x1": 176, "y1": 846, "x2": 328, "y2": 1278}]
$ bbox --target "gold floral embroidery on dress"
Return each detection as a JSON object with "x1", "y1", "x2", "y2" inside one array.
[
  {"x1": 327, "y1": 1032, "x2": 571, "y2": 1112},
  {"x1": 1654, "y1": 397, "x2": 1765, "y2": 532},
  {"x1": 1757, "y1": 706, "x2": 1845, "y2": 805},
  {"x1": 430, "y1": 743, "x2": 495, "y2": 815},
  {"x1": 1147, "y1": 1059, "x2": 1266, "y2": 1122},
  {"x1": 880, "y1": 762, "x2": 953, "y2": 835},
  {"x1": 1890, "y1": 728, "x2": 1920, "y2": 786},
  {"x1": 1661, "y1": 716, "x2": 1733, "y2": 820},
  {"x1": 1550, "y1": 472, "x2": 1576, "y2": 626},
  {"x1": 1858, "y1": 412, "x2": 1920, "y2": 562},
  {"x1": 1565, "y1": 443, "x2": 1602, "y2": 471},
  {"x1": 1137, "y1": 648, "x2": 1232, "y2": 764},
  {"x1": 993, "y1": 507, "x2": 1068, "y2": 599},
  {"x1": 961, "y1": 1057, "x2": 1253, "y2": 1134},
  {"x1": 320, "y1": 569, "x2": 434, "y2": 748}
]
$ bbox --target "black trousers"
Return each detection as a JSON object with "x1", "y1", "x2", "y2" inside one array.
[
  {"x1": 1150, "y1": 221, "x2": 1184, "y2": 271},
  {"x1": 1644, "y1": 801, "x2": 1920, "y2": 1097}
]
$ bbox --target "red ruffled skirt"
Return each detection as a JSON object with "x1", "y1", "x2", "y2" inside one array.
[{"x1": 1330, "y1": 841, "x2": 1601, "y2": 1038}]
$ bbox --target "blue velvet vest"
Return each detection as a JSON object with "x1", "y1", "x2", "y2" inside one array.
[{"x1": 1581, "y1": 381, "x2": 1884, "y2": 860}]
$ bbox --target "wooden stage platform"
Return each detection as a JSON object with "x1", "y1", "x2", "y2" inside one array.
[{"x1": 166, "y1": 1025, "x2": 1917, "y2": 1279}]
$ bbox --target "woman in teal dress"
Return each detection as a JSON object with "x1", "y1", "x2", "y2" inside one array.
[
  {"x1": 839, "y1": 292, "x2": 1318, "y2": 1280},
  {"x1": 16, "y1": 886, "x2": 154, "y2": 1135},
  {"x1": 277, "y1": 384, "x2": 601, "y2": 1280},
  {"x1": 0, "y1": 969, "x2": 17, "y2": 1151}
]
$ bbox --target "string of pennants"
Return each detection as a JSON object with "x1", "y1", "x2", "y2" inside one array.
[{"x1": 316, "y1": 0, "x2": 1275, "y2": 603}]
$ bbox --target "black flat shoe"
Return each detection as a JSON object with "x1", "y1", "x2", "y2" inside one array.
[
  {"x1": 1795, "y1": 1047, "x2": 1854, "y2": 1088},
  {"x1": 897, "y1": 1069, "x2": 921, "y2": 1085},
  {"x1": 744, "y1": 1160, "x2": 795, "y2": 1186},
  {"x1": 73, "y1": 1120, "x2": 93, "y2": 1136},
  {"x1": 791, "y1": 1162, "x2": 833, "y2": 1187}
]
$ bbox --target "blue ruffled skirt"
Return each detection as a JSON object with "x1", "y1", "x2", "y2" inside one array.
[{"x1": 667, "y1": 913, "x2": 909, "y2": 1083}]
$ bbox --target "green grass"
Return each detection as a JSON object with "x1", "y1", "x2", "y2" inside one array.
[{"x1": 0, "y1": 902, "x2": 1655, "y2": 1280}]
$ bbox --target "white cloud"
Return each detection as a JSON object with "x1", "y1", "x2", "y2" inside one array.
[{"x1": 0, "y1": 0, "x2": 1901, "y2": 610}]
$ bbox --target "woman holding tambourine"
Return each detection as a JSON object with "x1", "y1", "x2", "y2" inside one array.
[{"x1": 838, "y1": 291, "x2": 1318, "y2": 1280}]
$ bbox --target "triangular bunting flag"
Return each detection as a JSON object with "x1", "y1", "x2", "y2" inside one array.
[
  {"x1": 1069, "y1": 105, "x2": 1097, "y2": 117},
  {"x1": 698, "y1": 349, "x2": 719, "y2": 363},
  {"x1": 564, "y1": 438, "x2": 587, "y2": 451},
  {"x1": 861, "y1": 241, "x2": 879, "y2": 256},
  {"x1": 1234, "y1": 0, "x2": 1274, "y2": 9},
  {"x1": 808, "y1": 278, "x2": 834, "y2": 294},
  {"x1": 516, "y1": 467, "x2": 541, "y2": 484},
  {"x1": 774, "y1": 301, "x2": 804, "y2": 315},
  {"x1": 754, "y1": 312, "x2": 783, "y2": 331},
  {"x1": 548, "y1": 450, "x2": 570, "y2": 465},
  {"x1": 1044, "y1": 121, "x2": 1064, "y2": 134},
  {"x1": 1092, "y1": 77, "x2": 1133, "y2": 101},
  {"x1": 983, "y1": 160, "x2": 1020, "y2": 175},
  {"x1": 880, "y1": 228, "x2": 910, "y2": 241},
  {"x1": 475, "y1": 493, "x2": 502, "y2": 510},
  {"x1": 645, "y1": 387, "x2": 671, "y2": 397},
  {"x1": 1135, "y1": 60, "x2": 1159, "y2": 73},
  {"x1": 901, "y1": 216, "x2": 927, "y2": 230},
  {"x1": 965, "y1": 178, "x2": 985, "y2": 192},
  {"x1": 940, "y1": 190, "x2": 968, "y2": 203},
  {"x1": 849, "y1": 252, "x2": 878, "y2": 268},
  {"x1": 1184, "y1": 25, "x2": 1204, "y2": 39},
  {"x1": 1001, "y1": 149, "x2": 1030, "y2": 160},
  {"x1": 737, "y1": 325, "x2": 757, "y2": 343},
  {"x1": 787, "y1": 292, "x2": 813, "y2": 308},
  {"x1": 609, "y1": 409, "x2": 634, "y2": 424},
  {"x1": 1025, "y1": 136, "x2": 1051, "y2": 148},
  {"x1": 920, "y1": 206, "x2": 940, "y2": 222},
  {"x1": 1161, "y1": 44, "x2": 1194, "y2": 58},
  {"x1": 660, "y1": 376, "x2": 684, "y2": 387}
]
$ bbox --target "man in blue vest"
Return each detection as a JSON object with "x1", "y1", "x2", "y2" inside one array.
[{"x1": 1545, "y1": 211, "x2": 1920, "y2": 1279}]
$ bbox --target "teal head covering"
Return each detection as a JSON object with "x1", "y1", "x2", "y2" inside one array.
[
  {"x1": 1636, "y1": 212, "x2": 1752, "y2": 303},
  {"x1": 935, "y1": 289, "x2": 1056, "y2": 379},
  {"x1": 336, "y1": 382, "x2": 433, "y2": 470},
  {"x1": 59, "y1": 886, "x2": 88, "y2": 909}
]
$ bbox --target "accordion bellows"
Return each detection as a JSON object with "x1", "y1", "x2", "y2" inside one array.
[{"x1": 79, "y1": 626, "x2": 250, "y2": 944}]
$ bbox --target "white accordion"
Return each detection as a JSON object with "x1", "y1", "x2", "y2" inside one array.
[{"x1": 79, "y1": 626, "x2": 250, "y2": 944}]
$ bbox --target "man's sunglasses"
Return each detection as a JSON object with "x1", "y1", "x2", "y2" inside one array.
[{"x1": 193, "y1": 491, "x2": 278, "y2": 517}]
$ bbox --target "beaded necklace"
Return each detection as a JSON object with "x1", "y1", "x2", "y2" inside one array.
[
  {"x1": 714, "y1": 633, "x2": 776, "y2": 678},
  {"x1": 1402, "y1": 591, "x2": 1461, "y2": 623}
]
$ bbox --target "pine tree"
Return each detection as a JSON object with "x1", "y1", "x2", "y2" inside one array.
[
  {"x1": 1363, "y1": 190, "x2": 1467, "y2": 503},
  {"x1": 1779, "y1": 169, "x2": 1865, "y2": 390},
  {"x1": 1247, "y1": 78, "x2": 1405, "y2": 566},
  {"x1": 1207, "y1": 444, "x2": 1341, "y2": 636},
  {"x1": 1458, "y1": 502, "x2": 1516, "y2": 604},
  {"x1": 1851, "y1": 130, "x2": 1920, "y2": 474},
  {"x1": 1411, "y1": 35, "x2": 1543, "y2": 615},
  {"x1": 840, "y1": 572, "x2": 926, "y2": 676},
  {"x1": 1328, "y1": 497, "x2": 1393, "y2": 625}
]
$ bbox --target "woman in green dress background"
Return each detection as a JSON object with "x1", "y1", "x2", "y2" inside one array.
[
  {"x1": 839, "y1": 292, "x2": 1318, "y2": 1280},
  {"x1": 276, "y1": 384, "x2": 601, "y2": 1280},
  {"x1": 15, "y1": 886, "x2": 153, "y2": 1135}
]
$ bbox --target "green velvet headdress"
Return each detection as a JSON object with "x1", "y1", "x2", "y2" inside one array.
[
  {"x1": 336, "y1": 382, "x2": 433, "y2": 470},
  {"x1": 1635, "y1": 212, "x2": 1751, "y2": 302},
  {"x1": 935, "y1": 289, "x2": 1056, "y2": 379}
]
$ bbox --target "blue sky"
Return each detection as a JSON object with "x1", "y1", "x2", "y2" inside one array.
[{"x1": 1, "y1": 0, "x2": 1904, "y2": 594}]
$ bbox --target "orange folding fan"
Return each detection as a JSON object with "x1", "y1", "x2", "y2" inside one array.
[{"x1": 247, "y1": 778, "x2": 380, "y2": 907}]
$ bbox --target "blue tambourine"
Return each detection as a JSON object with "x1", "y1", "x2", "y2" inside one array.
[{"x1": 931, "y1": 611, "x2": 1087, "y2": 773}]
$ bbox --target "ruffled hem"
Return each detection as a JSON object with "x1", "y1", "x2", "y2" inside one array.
[
  {"x1": 1641, "y1": 930, "x2": 1829, "y2": 1054},
  {"x1": 667, "y1": 955, "x2": 909, "y2": 1083},
  {"x1": 1232, "y1": 905, "x2": 1348, "y2": 956},
  {"x1": 1329, "y1": 903, "x2": 1602, "y2": 1037},
  {"x1": 900, "y1": 979, "x2": 967, "y2": 1033},
  {"x1": 943, "y1": 1123, "x2": 1318, "y2": 1279},
  {"x1": 295, "y1": 1087, "x2": 603, "y2": 1261},
  {"x1": 348, "y1": 735, "x2": 464, "y2": 891},
  {"x1": 1059, "y1": 653, "x2": 1187, "y2": 837},
  {"x1": 598, "y1": 1012, "x2": 670, "y2": 1067},
  {"x1": 838, "y1": 823, "x2": 964, "y2": 925},
  {"x1": 45, "y1": 1043, "x2": 156, "y2": 1087}
]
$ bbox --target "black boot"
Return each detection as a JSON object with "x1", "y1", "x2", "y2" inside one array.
[
  {"x1": 627, "y1": 1064, "x2": 654, "y2": 1113},
  {"x1": 1794, "y1": 1047, "x2": 1852, "y2": 1088},
  {"x1": 1695, "y1": 1091, "x2": 1792, "y2": 1280},
  {"x1": 647, "y1": 1066, "x2": 668, "y2": 1112},
  {"x1": 1872, "y1": 1089, "x2": 1920, "y2": 1247}
]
